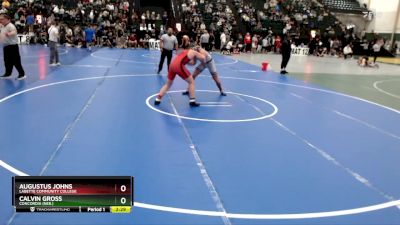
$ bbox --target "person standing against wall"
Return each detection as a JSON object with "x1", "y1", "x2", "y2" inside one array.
[{"x1": 0, "y1": 13, "x2": 26, "y2": 80}]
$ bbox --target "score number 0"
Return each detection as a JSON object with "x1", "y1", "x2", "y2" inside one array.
[{"x1": 119, "y1": 185, "x2": 127, "y2": 205}]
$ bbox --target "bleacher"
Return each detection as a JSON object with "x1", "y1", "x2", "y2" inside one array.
[
  {"x1": 233, "y1": 0, "x2": 342, "y2": 37},
  {"x1": 321, "y1": 0, "x2": 364, "y2": 14}
]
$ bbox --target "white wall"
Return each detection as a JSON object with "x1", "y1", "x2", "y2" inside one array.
[
  {"x1": 332, "y1": 13, "x2": 367, "y2": 34},
  {"x1": 357, "y1": 0, "x2": 368, "y2": 7},
  {"x1": 367, "y1": 0, "x2": 400, "y2": 33}
]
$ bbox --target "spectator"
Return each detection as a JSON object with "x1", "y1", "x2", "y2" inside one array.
[
  {"x1": 53, "y1": 5, "x2": 60, "y2": 15},
  {"x1": 59, "y1": 6, "x2": 65, "y2": 17},
  {"x1": 220, "y1": 31, "x2": 226, "y2": 50},
  {"x1": 48, "y1": 20, "x2": 61, "y2": 66},
  {"x1": 209, "y1": 32, "x2": 215, "y2": 51},
  {"x1": 244, "y1": 32, "x2": 251, "y2": 52},
  {"x1": 123, "y1": 1, "x2": 129, "y2": 12},
  {"x1": 161, "y1": 11, "x2": 168, "y2": 26},
  {"x1": 2, "y1": 0, "x2": 10, "y2": 9},
  {"x1": 200, "y1": 30, "x2": 210, "y2": 50},
  {"x1": 26, "y1": 12, "x2": 34, "y2": 32},
  {"x1": 89, "y1": 9, "x2": 95, "y2": 23},
  {"x1": 96, "y1": 26, "x2": 104, "y2": 47},
  {"x1": 65, "y1": 26, "x2": 73, "y2": 47},
  {"x1": 84, "y1": 24, "x2": 96, "y2": 51},
  {"x1": 251, "y1": 34, "x2": 258, "y2": 53},
  {"x1": 115, "y1": 22, "x2": 125, "y2": 48},
  {"x1": 343, "y1": 44, "x2": 353, "y2": 59},
  {"x1": 262, "y1": 35, "x2": 269, "y2": 53},
  {"x1": 274, "y1": 35, "x2": 281, "y2": 53},
  {"x1": 372, "y1": 39, "x2": 382, "y2": 63},
  {"x1": 226, "y1": 40, "x2": 233, "y2": 54},
  {"x1": 331, "y1": 38, "x2": 341, "y2": 56},
  {"x1": 105, "y1": 29, "x2": 115, "y2": 48},
  {"x1": 128, "y1": 33, "x2": 138, "y2": 48},
  {"x1": 264, "y1": 0, "x2": 269, "y2": 10}
]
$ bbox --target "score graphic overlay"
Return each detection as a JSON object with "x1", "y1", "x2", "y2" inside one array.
[{"x1": 12, "y1": 176, "x2": 133, "y2": 213}]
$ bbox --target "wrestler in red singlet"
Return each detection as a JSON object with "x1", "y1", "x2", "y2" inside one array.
[
  {"x1": 167, "y1": 49, "x2": 191, "y2": 81},
  {"x1": 154, "y1": 42, "x2": 206, "y2": 107}
]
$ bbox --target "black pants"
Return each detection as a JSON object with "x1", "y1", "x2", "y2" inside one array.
[
  {"x1": 373, "y1": 51, "x2": 379, "y2": 63},
  {"x1": 3, "y1": 44, "x2": 25, "y2": 76},
  {"x1": 344, "y1": 53, "x2": 353, "y2": 59},
  {"x1": 201, "y1": 43, "x2": 209, "y2": 51},
  {"x1": 158, "y1": 49, "x2": 173, "y2": 72},
  {"x1": 245, "y1": 43, "x2": 251, "y2": 52},
  {"x1": 281, "y1": 53, "x2": 291, "y2": 69}
]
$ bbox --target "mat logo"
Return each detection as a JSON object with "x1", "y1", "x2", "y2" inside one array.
[{"x1": 30, "y1": 207, "x2": 35, "y2": 212}]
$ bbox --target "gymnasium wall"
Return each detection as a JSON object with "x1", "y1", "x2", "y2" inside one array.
[{"x1": 366, "y1": 0, "x2": 400, "y2": 34}]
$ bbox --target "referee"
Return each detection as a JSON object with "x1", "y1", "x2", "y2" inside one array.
[
  {"x1": 280, "y1": 34, "x2": 292, "y2": 75},
  {"x1": 0, "y1": 13, "x2": 25, "y2": 80},
  {"x1": 157, "y1": 28, "x2": 178, "y2": 74}
]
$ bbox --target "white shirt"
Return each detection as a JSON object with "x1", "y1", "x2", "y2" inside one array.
[
  {"x1": 220, "y1": 33, "x2": 226, "y2": 43},
  {"x1": 343, "y1": 46, "x2": 352, "y2": 54},
  {"x1": 48, "y1": 25, "x2": 59, "y2": 42},
  {"x1": 66, "y1": 28, "x2": 72, "y2": 36},
  {"x1": 160, "y1": 34, "x2": 177, "y2": 50},
  {"x1": 252, "y1": 36, "x2": 258, "y2": 43},
  {"x1": 0, "y1": 22, "x2": 18, "y2": 45},
  {"x1": 89, "y1": 10, "x2": 94, "y2": 20},
  {"x1": 373, "y1": 43, "x2": 381, "y2": 52},
  {"x1": 53, "y1": 6, "x2": 59, "y2": 14},
  {"x1": 262, "y1": 38, "x2": 268, "y2": 47},
  {"x1": 200, "y1": 33, "x2": 209, "y2": 43},
  {"x1": 107, "y1": 4, "x2": 114, "y2": 11},
  {"x1": 226, "y1": 41, "x2": 233, "y2": 49}
]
